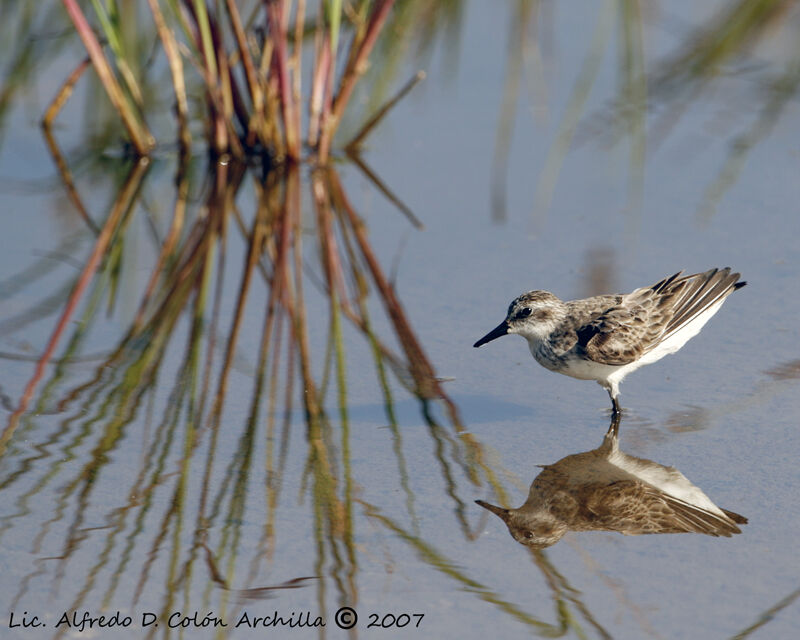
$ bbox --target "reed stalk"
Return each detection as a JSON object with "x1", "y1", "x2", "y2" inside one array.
[
  {"x1": 52, "y1": 0, "x2": 409, "y2": 163},
  {"x1": 61, "y1": 0, "x2": 155, "y2": 154}
]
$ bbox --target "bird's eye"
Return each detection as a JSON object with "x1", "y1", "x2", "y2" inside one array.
[
  {"x1": 523, "y1": 530, "x2": 533, "y2": 539},
  {"x1": 516, "y1": 308, "x2": 532, "y2": 319}
]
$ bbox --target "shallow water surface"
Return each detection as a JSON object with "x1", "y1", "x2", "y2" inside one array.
[{"x1": 1, "y1": 1, "x2": 799, "y2": 639}]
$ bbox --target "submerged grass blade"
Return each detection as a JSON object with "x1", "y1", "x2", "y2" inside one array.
[{"x1": 40, "y1": 58, "x2": 99, "y2": 235}]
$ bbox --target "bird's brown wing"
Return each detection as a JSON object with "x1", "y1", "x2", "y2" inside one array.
[
  {"x1": 576, "y1": 268, "x2": 744, "y2": 366},
  {"x1": 583, "y1": 481, "x2": 744, "y2": 537},
  {"x1": 548, "y1": 294, "x2": 622, "y2": 355},
  {"x1": 576, "y1": 304, "x2": 668, "y2": 366}
]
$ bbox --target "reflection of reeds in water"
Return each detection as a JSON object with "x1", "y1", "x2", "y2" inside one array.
[
  {"x1": 362, "y1": 500, "x2": 613, "y2": 639},
  {"x1": 645, "y1": 0, "x2": 800, "y2": 223},
  {"x1": 0, "y1": 154, "x2": 610, "y2": 635},
  {"x1": 486, "y1": 0, "x2": 800, "y2": 229},
  {"x1": 577, "y1": 0, "x2": 800, "y2": 223}
]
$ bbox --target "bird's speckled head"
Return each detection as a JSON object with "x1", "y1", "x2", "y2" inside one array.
[
  {"x1": 474, "y1": 290, "x2": 565, "y2": 348},
  {"x1": 475, "y1": 500, "x2": 567, "y2": 549},
  {"x1": 508, "y1": 290, "x2": 562, "y2": 323}
]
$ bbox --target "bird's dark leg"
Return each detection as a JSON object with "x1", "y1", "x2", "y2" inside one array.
[
  {"x1": 608, "y1": 390, "x2": 621, "y2": 418},
  {"x1": 604, "y1": 388, "x2": 622, "y2": 434}
]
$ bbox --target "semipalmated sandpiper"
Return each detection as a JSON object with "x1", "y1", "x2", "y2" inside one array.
[{"x1": 473, "y1": 268, "x2": 745, "y2": 414}]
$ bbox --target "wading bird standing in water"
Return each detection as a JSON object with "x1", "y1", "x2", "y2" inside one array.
[{"x1": 474, "y1": 268, "x2": 745, "y2": 416}]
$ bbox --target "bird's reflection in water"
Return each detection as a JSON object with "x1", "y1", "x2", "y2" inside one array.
[{"x1": 476, "y1": 420, "x2": 747, "y2": 548}]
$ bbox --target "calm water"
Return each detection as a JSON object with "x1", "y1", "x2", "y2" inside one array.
[{"x1": 1, "y1": 1, "x2": 799, "y2": 639}]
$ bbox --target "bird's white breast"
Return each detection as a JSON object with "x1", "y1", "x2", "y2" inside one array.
[{"x1": 530, "y1": 340, "x2": 620, "y2": 383}]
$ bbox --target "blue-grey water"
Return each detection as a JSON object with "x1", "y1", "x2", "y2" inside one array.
[{"x1": 1, "y1": 1, "x2": 799, "y2": 639}]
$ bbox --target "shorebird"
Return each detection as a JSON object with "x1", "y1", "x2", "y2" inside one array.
[
  {"x1": 473, "y1": 268, "x2": 745, "y2": 415},
  {"x1": 476, "y1": 422, "x2": 747, "y2": 548}
]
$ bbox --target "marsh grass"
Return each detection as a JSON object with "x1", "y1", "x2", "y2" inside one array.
[{"x1": 44, "y1": 0, "x2": 408, "y2": 162}]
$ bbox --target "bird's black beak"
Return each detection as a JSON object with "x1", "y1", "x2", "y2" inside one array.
[
  {"x1": 475, "y1": 500, "x2": 510, "y2": 522},
  {"x1": 473, "y1": 321, "x2": 509, "y2": 348}
]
